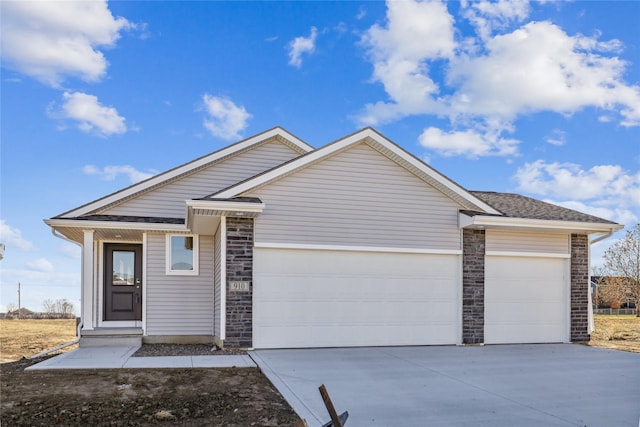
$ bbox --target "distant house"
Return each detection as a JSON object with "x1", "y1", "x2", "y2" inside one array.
[
  {"x1": 591, "y1": 276, "x2": 637, "y2": 309},
  {"x1": 45, "y1": 127, "x2": 622, "y2": 348}
]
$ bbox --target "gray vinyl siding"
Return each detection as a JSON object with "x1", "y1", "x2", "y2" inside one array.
[
  {"x1": 246, "y1": 142, "x2": 462, "y2": 250},
  {"x1": 145, "y1": 233, "x2": 214, "y2": 335},
  {"x1": 486, "y1": 230, "x2": 569, "y2": 254},
  {"x1": 213, "y1": 226, "x2": 222, "y2": 338},
  {"x1": 102, "y1": 141, "x2": 301, "y2": 218}
]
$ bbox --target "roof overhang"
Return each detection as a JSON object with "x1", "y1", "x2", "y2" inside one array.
[
  {"x1": 44, "y1": 218, "x2": 188, "y2": 244},
  {"x1": 45, "y1": 218, "x2": 187, "y2": 232},
  {"x1": 459, "y1": 212, "x2": 624, "y2": 234},
  {"x1": 186, "y1": 199, "x2": 266, "y2": 234}
]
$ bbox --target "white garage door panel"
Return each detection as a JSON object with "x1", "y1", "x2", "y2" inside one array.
[
  {"x1": 254, "y1": 248, "x2": 459, "y2": 348},
  {"x1": 485, "y1": 257, "x2": 567, "y2": 344}
]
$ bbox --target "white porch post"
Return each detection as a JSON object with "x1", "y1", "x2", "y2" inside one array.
[{"x1": 82, "y1": 230, "x2": 95, "y2": 330}]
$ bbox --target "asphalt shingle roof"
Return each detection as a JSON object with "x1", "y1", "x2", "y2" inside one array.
[{"x1": 470, "y1": 191, "x2": 618, "y2": 224}]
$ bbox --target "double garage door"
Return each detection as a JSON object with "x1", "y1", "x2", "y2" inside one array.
[
  {"x1": 253, "y1": 248, "x2": 460, "y2": 348},
  {"x1": 253, "y1": 248, "x2": 568, "y2": 348}
]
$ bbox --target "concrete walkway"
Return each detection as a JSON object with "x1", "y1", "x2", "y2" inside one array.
[
  {"x1": 26, "y1": 346, "x2": 255, "y2": 370},
  {"x1": 251, "y1": 344, "x2": 640, "y2": 427}
]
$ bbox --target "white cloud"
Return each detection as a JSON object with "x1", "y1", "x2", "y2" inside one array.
[
  {"x1": 59, "y1": 243, "x2": 81, "y2": 260},
  {"x1": 0, "y1": 0, "x2": 131, "y2": 87},
  {"x1": 515, "y1": 160, "x2": 640, "y2": 204},
  {"x1": 0, "y1": 220, "x2": 33, "y2": 251},
  {"x1": 49, "y1": 91, "x2": 128, "y2": 137},
  {"x1": 448, "y1": 21, "x2": 640, "y2": 125},
  {"x1": 83, "y1": 165, "x2": 156, "y2": 183},
  {"x1": 358, "y1": 0, "x2": 455, "y2": 126},
  {"x1": 544, "y1": 129, "x2": 566, "y2": 146},
  {"x1": 419, "y1": 126, "x2": 519, "y2": 158},
  {"x1": 461, "y1": 0, "x2": 530, "y2": 41},
  {"x1": 357, "y1": 1, "x2": 640, "y2": 158},
  {"x1": 514, "y1": 160, "x2": 640, "y2": 225},
  {"x1": 201, "y1": 94, "x2": 252, "y2": 140},
  {"x1": 546, "y1": 200, "x2": 637, "y2": 228},
  {"x1": 288, "y1": 27, "x2": 318, "y2": 68},
  {"x1": 26, "y1": 258, "x2": 54, "y2": 273}
]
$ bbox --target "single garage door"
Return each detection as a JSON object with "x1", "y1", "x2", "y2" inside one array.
[
  {"x1": 253, "y1": 248, "x2": 460, "y2": 348},
  {"x1": 485, "y1": 256, "x2": 568, "y2": 344}
]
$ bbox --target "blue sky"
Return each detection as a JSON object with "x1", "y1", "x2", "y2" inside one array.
[{"x1": 1, "y1": 0, "x2": 639, "y2": 313}]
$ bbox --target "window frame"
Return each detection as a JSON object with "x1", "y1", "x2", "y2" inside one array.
[{"x1": 165, "y1": 234, "x2": 199, "y2": 276}]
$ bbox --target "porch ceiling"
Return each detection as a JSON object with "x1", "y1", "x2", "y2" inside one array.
[{"x1": 53, "y1": 227, "x2": 156, "y2": 243}]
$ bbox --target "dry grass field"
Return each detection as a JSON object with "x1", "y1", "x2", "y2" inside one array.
[
  {"x1": 588, "y1": 314, "x2": 640, "y2": 353},
  {"x1": 0, "y1": 318, "x2": 77, "y2": 363}
]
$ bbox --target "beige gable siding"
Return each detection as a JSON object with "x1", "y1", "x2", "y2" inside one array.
[
  {"x1": 213, "y1": 227, "x2": 222, "y2": 338},
  {"x1": 145, "y1": 233, "x2": 214, "y2": 336},
  {"x1": 247, "y1": 143, "x2": 462, "y2": 250},
  {"x1": 102, "y1": 141, "x2": 301, "y2": 218},
  {"x1": 486, "y1": 230, "x2": 570, "y2": 254}
]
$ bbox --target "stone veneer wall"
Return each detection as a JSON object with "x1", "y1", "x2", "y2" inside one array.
[
  {"x1": 224, "y1": 217, "x2": 254, "y2": 348},
  {"x1": 570, "y1": 233, "x2": 590, "y2": 342},
  {"x1": 462, "y1": 229, "x2": 485, "y2": 344}
]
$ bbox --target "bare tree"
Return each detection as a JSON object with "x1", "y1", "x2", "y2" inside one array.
[
  {"x1": 603, "y1": 224, "x2": 640, "y2": 316},
  {"x1": 42, "y1": 298, "x2": 56, "y2": 313},
  {"x1": 41, "y1": 298, "x2": 75, "y2": 317},
  {"x1": 54, "y1": 299, "x2": 75, "y2": 316},
  {"x1": 6, "y1": 303, "x2": 17, "y2": 313}
]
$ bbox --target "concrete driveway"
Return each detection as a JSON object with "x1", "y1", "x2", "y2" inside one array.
[{"x1": 250, "y1": 344, "x2": 640, "y2": 427}]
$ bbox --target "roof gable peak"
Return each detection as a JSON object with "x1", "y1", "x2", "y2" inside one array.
[
  {"x1": 213, "y1": 127, "x2": 501, "y2": 214},
  {"x1": 56, "y1": 127, "x2": 313, "y2": 218}
]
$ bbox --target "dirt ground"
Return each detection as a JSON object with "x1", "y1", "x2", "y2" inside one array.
[{"x1": 0, "y1": 319, "x2": 302, "y2": 426}]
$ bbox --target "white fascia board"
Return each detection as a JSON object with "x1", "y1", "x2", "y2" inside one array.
[
  {"x1": 458, "y1": 213, "x2": 624, "y2": 233},
  {"x1": 58, "y1": 127, "x2": 312, "y2": 218},
  {"x1": 215, "y1": 128, "x2": 501, "y2": 216},
  {"x1": 185, "y1": 200, "x2": 266, "y2": 214},
  {"x1": 45, "y1": 218, "x2": 187, "y2": 232}
]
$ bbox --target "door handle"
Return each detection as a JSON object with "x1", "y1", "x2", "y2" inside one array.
[{"x1": 135, "y1": 293, "x2": 141, "y2": 304}]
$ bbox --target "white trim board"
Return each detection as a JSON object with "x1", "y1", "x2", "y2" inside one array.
[
  {"x1": 485, "y1": 251, "x2": 570, "y2": 259},
  {"x1": 255, "y1": 242, "x2": 463, "y2": 255}
]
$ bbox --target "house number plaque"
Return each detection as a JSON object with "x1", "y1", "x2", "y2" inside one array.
[{"x1": 229, "y1": 281, "x2": 250, "y2": 292}]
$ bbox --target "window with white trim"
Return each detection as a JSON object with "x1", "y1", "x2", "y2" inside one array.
[{"x1": 166, "y1": 234, "x2": 199, "y2": 275}]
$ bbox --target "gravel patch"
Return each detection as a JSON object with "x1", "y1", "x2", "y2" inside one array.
[{"x1": 132, "y1": 344, "x2": 247, "y2": 357}]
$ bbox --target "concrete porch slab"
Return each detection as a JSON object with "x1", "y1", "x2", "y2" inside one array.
[{"x1": 26, "y1": 347, "x2": 256, "y2": 370}]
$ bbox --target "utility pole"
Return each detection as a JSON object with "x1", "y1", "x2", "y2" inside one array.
[{"x1": 17, "y1": 282, "x2": 21, "y2": 316}]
